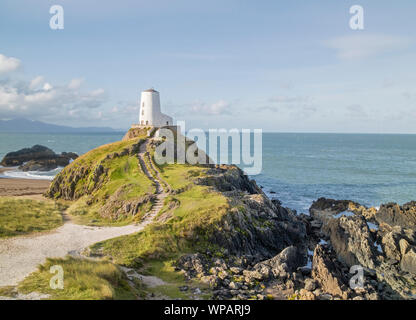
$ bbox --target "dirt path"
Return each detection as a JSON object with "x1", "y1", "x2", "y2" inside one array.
[
  {"x1": 137, "y1": 140, "x2": 170, "y2": 220},
  {"x1": 0, "y1": 222, "x2": 148, "y2": 287},
  {"x1": 0, "y1": 136, "x2": 172, "y2": 288}
]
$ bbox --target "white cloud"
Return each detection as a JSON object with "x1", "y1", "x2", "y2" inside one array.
[
  {"x1": 68, "y1": 78, "x2": 84, "y2": 90},
  {"x1": 110, "y1": 103, "x2": 139, "y2": 115},
  {"x1": 0, "y1": 54, "x2": 111, "y2": 126},
  {"x1": 29, "y1": 76, "x2": 45, "y2": 90},
  {"x1": 90, "y1": 88, "x2": 105, "y2": 96},
  {"x1": 0, "y1": 54, "x2": 21, "y2": 74},
  {"x1": 268, "y1": 95, "x2": 308, "y2": 104},
  {"x1": 43, "y1": 83, "x2": 53, "y2": 91},
  {"x1": 0, "y1": 77, "x2": 107, "y2": 120},
  {"x1": 190, "y1": 100, "x2": 231, "y2": 115},
  {"x1": 325, "y1": 34, "x2": 412, "y2": 60}
]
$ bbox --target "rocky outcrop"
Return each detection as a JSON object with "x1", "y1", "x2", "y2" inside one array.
[
  {"x1": 324, "y1": 215, "x2": 380, "y2": 269},
  {"x1": 311, "y1": 244, "x2": 350, "y2": 299},
  {"x1": 196, "y1": 165, "x2": 262, "y2": 195},
  {"x1": 376, "y1": 202, "x2": 416, "y2": 230},
  {"x1": 45, "y1": 139, "x2": 143, "y2": 200},
  {"x1": 174, "y1": 246, "x2": 308, "y2": 300},
  {"x1": 248, "y1": 246, "x2": 307, "y2": 281},
  {"x1": 195, "y1": 165, "x2": 307, "y2": 259},
  {"x1": 99, "y1": 188, "x2": 156, "y2": 220},
  {"x1": 307, "y1": 197, "x2": 416, "y2": 299},
  {"x1": 122, "y1": 127, "x2": 150, "y2": 141},
  {"x1": 309, "y1": 197, "x2": 359, "y2": 227},
  {"x1": 206, "y1": 195, "x2": 306, "y2": 259},
  {"x1": 0, "y1": 145, "x2": 78, "y2": 171}
]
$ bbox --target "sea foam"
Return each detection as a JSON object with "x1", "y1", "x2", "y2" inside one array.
[{"x1": 2, "y1": 167, "x2": 63, "y2": 180}]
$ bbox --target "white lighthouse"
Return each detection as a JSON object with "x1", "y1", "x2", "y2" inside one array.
[{"x1": 139, "y1": 88, "x2": 173, "y2": 127}]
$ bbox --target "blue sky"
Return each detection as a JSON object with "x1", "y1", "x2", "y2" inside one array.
[{"x1": 0, "y1": 0, "x2": 415, "y2": 132}]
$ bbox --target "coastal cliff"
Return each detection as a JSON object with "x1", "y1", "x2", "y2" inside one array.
[{"x1": 43, "y1": 133, "x2": 416, "y2": 300}]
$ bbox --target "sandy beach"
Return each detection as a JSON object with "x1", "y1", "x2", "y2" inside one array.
[{"x1": 0, "y1": 169, "x2": 51, "y2": 197}]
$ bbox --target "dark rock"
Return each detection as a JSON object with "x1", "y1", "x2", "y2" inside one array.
[
  {"x1": 196, "y1": 165, "x2": 262, "y2": 194},
  {"x1": 249, "y1": 246, "x2": 307, "y2": 282},
  {"x1": 376, "y1": 202, "x2": 416, "y2": 230},
  {"x1": 175, "y1": 253, "x2": 209, "y2": 279},
  {"x1": 324, "y1": 215, "x2": 380, "y2": 269},
  {"x1": 309, "y1": 198, "x2": 361, "y2": 229},
  {"x1": 304, "y1": 278, "x2": 317, "y2": 291},
  {"x1": 1, "y1": 145, "x2": 55, "y2": 166},
  {"x1": 271, "y1": 199, "x2": 282, "y2": 206},
  {"x1": 399, "y1": 239, "x2": 416, "y2": 274},
  {"x1": 206, "y1": 186, "x2": 307, "y2": 260},
  {"x1": 312, "y1": 244, "x2": 351, "y2": 299},
  {"x1": 0, "y1": 144, "x2": 78, "y2": 171}
]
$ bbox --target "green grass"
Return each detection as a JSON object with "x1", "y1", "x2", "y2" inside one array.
[
  {"x1": 138, "y1": 259, "x2": 211, "y2": 299},
  {"x1": 0, "y1": 286, "x2": 17, "y2": 298},
  {"x1": 66, "y1": 155, "x2": 155, "y2": 226},
  {"x1": 0, "y1": 198, "x2": 65, "y2": 238},
  {"x1": 90, "y1": 160, "x2": 229, "y2": 265},
  {"x1": 69, "y1": 138, "x2": 141, "y2": 168},
  {"x1": 90, "y1": 189, "x2": 228, "y2": 266},
  {"x1": 67, "y1": 196, "x2": 153, "y2": 227},
  {"x1": 157, "y1": 162, "x2": 206, "y2": 191},
  {"x1": 85, "y1": 158, "x2": 228, "y2": 299},
  {"x1": 50, "y1": 136, "x2": 156, "y2": 226},
  {"x1": 18, "y1": 256, "x2": 140, "y2": 300},
  {"x1": 96, "y1": 155, "x2": 154, "y2": 200}
]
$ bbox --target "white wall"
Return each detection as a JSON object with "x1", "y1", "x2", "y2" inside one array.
[{"x1": 139, "y1": 90, "x2": 173, "y2": 127}]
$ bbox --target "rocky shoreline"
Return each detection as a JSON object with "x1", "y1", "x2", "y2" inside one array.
[
  {"x1": 3, "y1": 136, "x2": 416, "y2": 300},
  {"x1": 172, "y1": 193, "x2": 416, "y2": 300}
]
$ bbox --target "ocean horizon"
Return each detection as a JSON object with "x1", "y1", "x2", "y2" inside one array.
[{"x1": 1, "y1": 131, "x2": 415, "y2": 214}]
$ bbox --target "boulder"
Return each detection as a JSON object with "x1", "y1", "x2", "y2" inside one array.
[
  {"x1": 379, "y1": 225, "x2": 416, "y2": 274},
  {"x1": 376, "y1": 202, "x2": 416, "y2": 230},
  {"x1": 324, "y1": 215, "x2": 379, "y2": 269},
  {"x1": 311, "y1": 245, "x2": 350, "y2": 299},
  {"x1": 175, "y1": 253, "x2": 209, "y2": 279},
  {"x1": 309, "y1": 197, "x2": 359, "y2": 227},
  {"x1": 0, "y1": 145, "x2": 78, "y2": 171},
  {"x1": 1, "y1": 145, "x2": 55, "y2": 166},
  {"x1": 304, "y1": 278, "x2": 317, "y2": 291},
  {"x1": 399, "y1": 240, "x2": 416, "y2": 274},
  {"x1": 250, "y1": 246, "x2": 307, "y2": 281}
]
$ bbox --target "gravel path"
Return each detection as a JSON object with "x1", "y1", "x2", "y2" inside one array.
[
  {"x1": 0, "y1": 221, "x2": 146, "y2": 287},
  {"x1": 0, "y1": 137, "x2": 172, "y2": 289}
]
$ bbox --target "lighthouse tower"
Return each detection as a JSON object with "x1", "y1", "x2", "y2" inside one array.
[{"x1": 139, "y1": 88, "x2": 173, "y2": 127}]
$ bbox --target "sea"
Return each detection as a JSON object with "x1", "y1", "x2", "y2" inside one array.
[{"x1": 1, "y1": 132, "x2": 415, "y2": 214}]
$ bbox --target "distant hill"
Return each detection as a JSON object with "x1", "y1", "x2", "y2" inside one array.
[{"x1": 0, "y1": 118, "x2": 120, "y2": 133}]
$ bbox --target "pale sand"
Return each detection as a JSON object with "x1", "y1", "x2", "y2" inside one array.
[{"x1": 0, "y1": 175, "x2": 51, "y2": 197}]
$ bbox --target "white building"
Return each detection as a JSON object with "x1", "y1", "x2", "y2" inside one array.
[{"x1": 138, "y1": 88, "x2": 173, "y2": 127}]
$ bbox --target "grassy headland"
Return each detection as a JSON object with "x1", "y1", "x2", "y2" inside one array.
[
  {"x1": 31, "y1": 132, "x2": 287, "y2": 299},
  {"x1": 47, "y1": 136, "x2": 155, "y2": 226}
]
